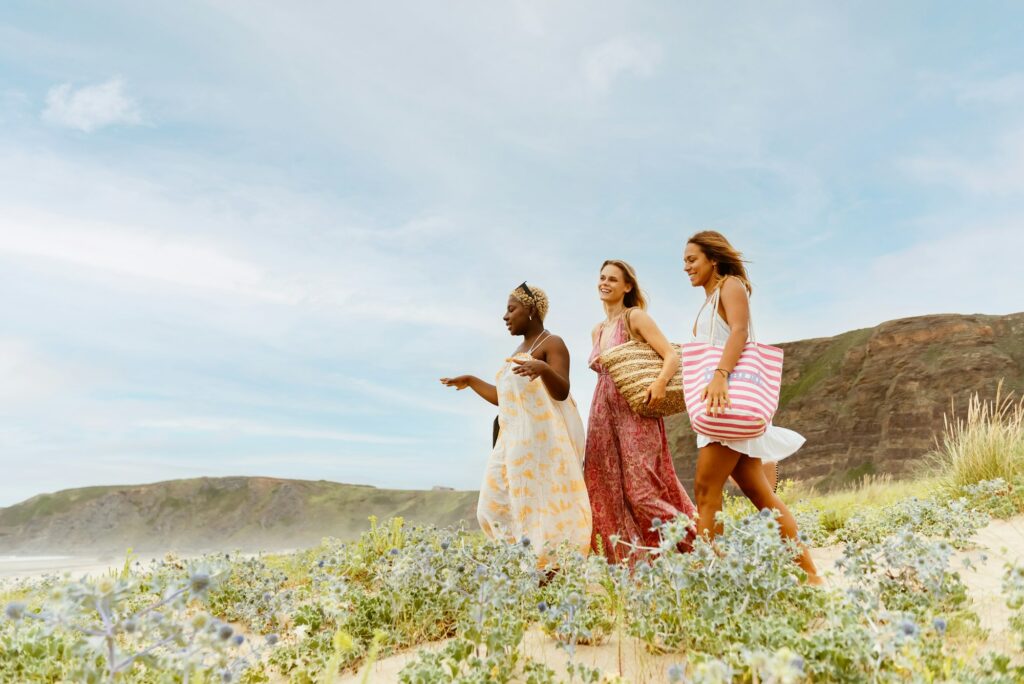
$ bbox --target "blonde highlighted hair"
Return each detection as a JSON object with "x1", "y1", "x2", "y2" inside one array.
[
  {"x1": 686, "y1": 231, "x2": 752, "y2": 295},
  {"x1": 600, "y1": 259, "x2": 647, "y2": 310},
  {"x1": 510, "y1": 283, "x2": 550, "y2": 321}
]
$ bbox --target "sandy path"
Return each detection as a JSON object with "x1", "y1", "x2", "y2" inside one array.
[{"x1": 337, "y1": 627, "x2": 684, "y2": 683}]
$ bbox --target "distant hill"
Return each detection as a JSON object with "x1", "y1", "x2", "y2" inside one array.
[
  {"x1": 666, "y1": 312, "x2": 1024, "y2": 490},
  {"x1": 0, "y1": 477, "x2": 478, "y2": 555}
]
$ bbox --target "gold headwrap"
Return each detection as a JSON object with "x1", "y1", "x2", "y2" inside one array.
[{"x1": 510, "y1": 283, "x2": 549, "y2": 321}]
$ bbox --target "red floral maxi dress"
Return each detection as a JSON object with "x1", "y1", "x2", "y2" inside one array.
[{"x1": 584, "y1": 315, "x2": 697, "y2": 563}]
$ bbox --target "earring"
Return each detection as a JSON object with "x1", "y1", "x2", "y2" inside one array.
[{"x1": 529, "y1": 315, "x2": 533, "y2": 320}]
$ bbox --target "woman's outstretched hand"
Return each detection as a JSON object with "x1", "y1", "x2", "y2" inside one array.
[
  {"x1": 510, "y1": 357, "x2": 548, "y2": 380},
  {"x1": 440, "y1": 375, "x2": 474, "y2": 390},
  {"x1": 701, "y1": 375, "x2": 731, "y2": 416}
]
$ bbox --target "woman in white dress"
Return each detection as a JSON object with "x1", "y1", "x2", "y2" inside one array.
[
  {"x1": 440, "y1": 283, "x2": 592, "y2": 567},
  {"x1": 684, "y1": 231, "x2": 821, "y2": 584}
]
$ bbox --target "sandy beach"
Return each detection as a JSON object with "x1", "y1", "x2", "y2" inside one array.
[{"x1": 0, "y1": 555, "x2": 127, "y2": 579}]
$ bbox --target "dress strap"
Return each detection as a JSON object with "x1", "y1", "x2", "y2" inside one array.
[{"x1": 525, "y1": 330, "x2": 551, "y2": 355}]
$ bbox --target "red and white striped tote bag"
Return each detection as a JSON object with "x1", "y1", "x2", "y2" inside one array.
[{"x1": 681, "y1": 288, "x2": 782, "y2": 440}]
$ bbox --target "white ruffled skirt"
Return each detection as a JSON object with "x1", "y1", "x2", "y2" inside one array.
[{"x1": 695, "y1": 424, "x2": 805, "y2": 463}]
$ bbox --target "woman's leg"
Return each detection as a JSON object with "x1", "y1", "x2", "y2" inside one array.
[
  {"x1": 763, "y1": 460, "x2": 778, "y2": 493},
  {"x1": 694, "y1": 442, "x2": 742, "y2": 538},
  {"x1": 730, "y1": 456, "x2": 821, "y2": 583}
]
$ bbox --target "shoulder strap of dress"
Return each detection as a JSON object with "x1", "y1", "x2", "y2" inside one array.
[
  {"x1": 623, "y1": 308, "x2": 636, "y2": 342},
  {"x1": 526, "y1": 330, "x2": 551, "y2": 355}
]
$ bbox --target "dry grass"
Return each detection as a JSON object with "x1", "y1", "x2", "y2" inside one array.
[
  {"x1": 932, "y1": 382, "x2": 1024, "y2": 496},
  {"x1": 786, "y1": 474, "x2": 938, "y2": 534}
]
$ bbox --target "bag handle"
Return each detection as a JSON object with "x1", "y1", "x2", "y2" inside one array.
[
  {"x1": 623, "y1": 307, "x2": 636, "y2": 342},
  {"x1": 706, "y1": 278, "x2": 757, "y2": 344}
]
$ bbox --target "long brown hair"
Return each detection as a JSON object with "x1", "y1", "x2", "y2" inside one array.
[
  {"x1": 601, "y1": 259, "x2": 647, "y2": 310},
  {"x1": 686, "y1": 231, "x2": 752, "y2": 295}
]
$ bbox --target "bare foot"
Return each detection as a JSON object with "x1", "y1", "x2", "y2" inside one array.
[{"x1": 805, "y1": 572, "x2": 825, "y2": 587}]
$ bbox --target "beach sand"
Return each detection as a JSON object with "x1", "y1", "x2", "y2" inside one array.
[{"x1": 0, "y1": 555, "x2": 125, "y2": 579}]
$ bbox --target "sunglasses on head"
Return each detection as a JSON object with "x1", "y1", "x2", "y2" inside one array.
[{"x1": 518, "y1": 282, "x2": 534, "y2": 298}]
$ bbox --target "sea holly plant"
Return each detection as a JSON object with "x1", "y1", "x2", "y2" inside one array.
[
  {"x1": 1004, "y1": 561, "x2": 1024, "y2": 649},
  {"x1": 397, "y1": 535, "x2": 558, "y2": 683},
  {"x1": 3, "y1": 566, "x2": 274, "y2": 683},
  {"x1": 626, "y1": 509, "x2": 820, "y2": 655},
  {"x1": 837, "y1": 526, "x2": 969, "y2": 617},
  {"x1": 837, "y1": 495, "x2": 988, "y2": 549},
  {"x1": 538, "y1": 548, "x2": 615, "y2": 649}
]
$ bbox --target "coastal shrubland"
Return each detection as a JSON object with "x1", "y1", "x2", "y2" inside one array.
[{"x1": 2, "y1": 389, "x2": 1023, "y2": 683}]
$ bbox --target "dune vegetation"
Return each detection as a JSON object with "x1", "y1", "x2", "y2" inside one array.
[{"x1": 3, "y1": 389, "x2": 1024, "y2": 683}]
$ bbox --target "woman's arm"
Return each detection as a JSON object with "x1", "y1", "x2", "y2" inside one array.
[
  {"x1": 439, "y1": 375, "x2": 499, "y2": 406},
  {"x1": 627, "y1": 309, "x2": 680, "y2": 405},
  {"x1": 510, "y1": 336, "x2": 571, "y2": 401},
  {"x1": 702, "y1": 277, "x2": 750, "y2": 415}
]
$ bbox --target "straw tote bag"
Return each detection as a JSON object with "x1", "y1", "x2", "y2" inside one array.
[
  {"x1": 681, "y1": 287, "x2": 783, "y2": 440},
  {"x1": 598, "y1": 309, "x2": 687, "y2": 419}
]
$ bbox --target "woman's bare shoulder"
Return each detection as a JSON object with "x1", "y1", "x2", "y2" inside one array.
[
  {"x1": 720, "y1": 276, "x2": 748, "y2": 296},
  {"x1": 627, "y1": 307, "x2": 655, "y2": 326},
  {"x1": 542, "y1": 332, "x2": 568, "y2": 350}
]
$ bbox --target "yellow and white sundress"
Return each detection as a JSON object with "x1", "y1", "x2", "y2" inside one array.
[{"x1": 477, "y1": 339, "x2": 592, "y2": 566}]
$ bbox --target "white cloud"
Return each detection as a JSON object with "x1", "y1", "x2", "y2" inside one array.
[
  {"x1": 0, "y1": 338, "x2": 69, "y2": 405},
  {"x1": 0, "y1": 207, "x2": 296, "y2": 302},
  {"x1": 899, "y1": 128, "x2": 1024, "y2": 196},
  {"x1": 135, "y1": 417, "x2": 420, "y2": 445},
  {"x1": 42, "y1": 77, "x2": 142, "y2": 132},
  {"x1": 582, "y1": 35, "x2": 663, "y2": 93}
]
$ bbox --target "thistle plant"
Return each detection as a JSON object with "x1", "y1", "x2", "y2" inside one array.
[
  {"x1": 1004, "y1": 561, "x2": 1024, "y2": 649},
  {"x1": 3, "y1": 566, "x2": 273, "y2": 683}
]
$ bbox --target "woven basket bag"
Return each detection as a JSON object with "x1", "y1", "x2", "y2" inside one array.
[{"x1": 598, "y1": 310, "x2": 686, "y2": 418}]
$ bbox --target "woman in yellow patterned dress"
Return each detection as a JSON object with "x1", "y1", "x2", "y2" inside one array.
[{"x1": 440, "y1": 283, "x2": 592, "y2": 566}]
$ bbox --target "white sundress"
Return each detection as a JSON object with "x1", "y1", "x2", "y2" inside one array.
[
  {"x1": 690, "y1": 290, "x2": 805, "y2": 463},
  {"x1": 477, "y1": 333, "x2": 592, "y2": 567}
]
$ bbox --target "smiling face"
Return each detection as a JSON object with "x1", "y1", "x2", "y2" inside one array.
[
  {"x1": 683, "y1": 242, "x2": 717, "y2": 288},
  {"x1": 503, "y1": 295, "x2": 532, "y2": 335},
  {"x1": 598, "y1": 264, "x2": 632, "y2": 305}
]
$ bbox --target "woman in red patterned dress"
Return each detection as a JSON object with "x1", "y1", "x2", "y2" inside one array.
[{"x1": 584, "y1": 259, "x2": 696, "y2": 563}]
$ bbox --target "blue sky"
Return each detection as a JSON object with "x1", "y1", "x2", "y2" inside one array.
[{"x1": 1, "y1": 2, "x2": 1023, "y2": 506}]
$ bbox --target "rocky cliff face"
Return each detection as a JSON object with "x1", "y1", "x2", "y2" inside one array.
[{"x1": 666, "y1": 312, "x2": 1024, "y2": 490}]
